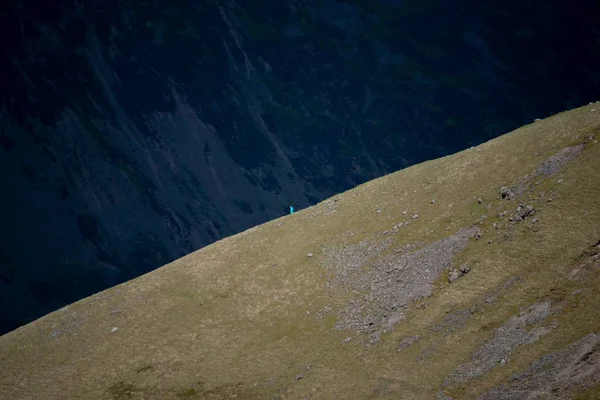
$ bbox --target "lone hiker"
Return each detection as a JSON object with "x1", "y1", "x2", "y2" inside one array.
[{"x1": 290, "y1": 206, "x2": 295, "y2": 214}]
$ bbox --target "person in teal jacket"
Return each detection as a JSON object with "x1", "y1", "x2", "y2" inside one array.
[{"x1": 289, "y1": 206, "x2": 295, "y2": 214}]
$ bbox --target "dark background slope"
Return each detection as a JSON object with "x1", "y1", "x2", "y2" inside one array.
[{"x1": 0, "y1": 0, "x2": 599, "y2": 334}]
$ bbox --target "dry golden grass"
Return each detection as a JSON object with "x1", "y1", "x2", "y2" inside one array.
[{"x1": 1, "y1": 103, "x2": 600, "y2": 399}]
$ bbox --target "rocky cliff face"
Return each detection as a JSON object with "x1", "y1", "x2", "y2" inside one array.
[{"x1": 0, "y1": 0, "x2": 599, "y2": 333}]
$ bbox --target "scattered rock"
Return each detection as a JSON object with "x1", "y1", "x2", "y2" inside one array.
[
  {"x1": 449, "y1": 265, "x2": 471, "y2": 283},
  {"x1": 432, "y1": 309, "x2": 473, "y2": 335},
  {"x1": 448, "y1": 302, "x2": 554, "y2": 385},
  {"x1": 397, "y1": 335, "x2": 421, "y2": 352},
  {"x1": 431, "y1": 199, "x2": 436, "y2": 204},
  {"x1": 296, "y1": 374, "x2": 303, "y2": 381},
  {"x1": 412, "y1": 214, "x2": 419, "y2": 219},
  {"x1": 316, "y1": 305, "x2": 333, "y2": 319},
  {"x1": 503, "y1": 276, "x2": 522, "y2": 289},
  {"x1": 515, "y1": 203, "x2": 535, "y2": 220},
  {"x1": 391, "y1": 222, "x2": 404, "y2": 233},
  {"x1": 477, "y1": 198, "x2": 484, "y2": 204},
  {"x1": 343, "y1": 337, "x2": 352, "y2": 343},
  {"x1": 531, "y1": 218, "x2": 540, "y2": 224},
  {"x1": 536, "y1": 144, "x2": 584, "y2": 177},
  {"x1": 306, "y1": 253, "x2": 314, "y2": 258},
  {"x1": 497, "y1": 145, "x2": 584, "y2": 206},
  {"x1": 369, "y1": 332, "x2": 381, "y2": 345},
  {"x1": 500, "y1": 186, "x2": 516, "y2": 200},
  {"x1": 111, "y1": 327, "x2": 118, "y2": 333},
  {"x1": 325, "y1": 228, "x2": 478, "y2": 332},
  {"x1": 416, "y1": 345, "x2": 437, "y2": 362},
  {"x1": 478, "y1": 333, "x2": 600, "y2": 400},
  {"x1": 448, "y1": 269, "x2": 461, "y2": 282},
  {"x1": 49, "y1": 329, "x2": 62, "y2": 338}
]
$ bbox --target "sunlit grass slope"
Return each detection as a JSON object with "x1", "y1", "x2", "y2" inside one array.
[{"x1": 1, "y1": 103, "x2": 600, "y2": 399}]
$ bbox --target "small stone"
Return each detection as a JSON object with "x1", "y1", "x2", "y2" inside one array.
[
  {"x1": 557, "y1": 179, "x2": 564, "y2": 184},
  {"x1": 377, "y1": 209, "x2": 382, "y2": 213},
  {"x1": 459, "y1": 265, "x2": 471, "y2": 274},
  {"x1": 477, "y1": 198, "x2": 483, "y2": 204},
  {"x1": 499, "y1": 358, "x2": 506, "y2": 365},
  {"x1": 306, "y1": 364, "x2": 312, "y2": 370},
  {"x1": 343, "y1": 337, "x2": 352, "y2": 343},
  {"x1": 296, "y1": 374, "x2": 303, "y2": 380},
  {"x1": 111, "y1": 327, "x2": 118, "y2": 333},
  {"x1": 534, "y1": 118, "x2": 541, "y2": 122},
  {"x1": 412, "y1": 214, "x2": 419, "y2": 219},
  {"x1": 430, "y1": 199, "x2": 436, "y2": 204},
  {"x1": 403, "y1": 210, "x2": 407, "y2": 215},
  {"x1": 531, "y1": 218, "x2": 539, "y2": 224},
  {"x1": 306, "y1": 253, "x2": 314, "y2": 258},
  {"x1": 448, "y1": 269, "x2": 461, "y2": 282}
]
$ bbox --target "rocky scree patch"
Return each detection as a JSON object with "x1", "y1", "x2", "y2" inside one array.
[
  {"x1": 478, "y1": 333, "x2": 600, "y2": 400},
  {"x1": 323, "y1": 227, "x2": 478, "y2": 335},
  {"x1": 444, "y1": 302, "x2": 555, "y2": 388}
]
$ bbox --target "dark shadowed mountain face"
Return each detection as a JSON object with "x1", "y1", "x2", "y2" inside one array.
[{"x1": 0, "y1": 0, "x2": 599, "y2": 334}]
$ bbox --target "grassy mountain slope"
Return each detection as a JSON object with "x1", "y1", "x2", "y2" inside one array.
[{"x1": 1, "y1": 103, "x2": 600, "y2": 399}]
